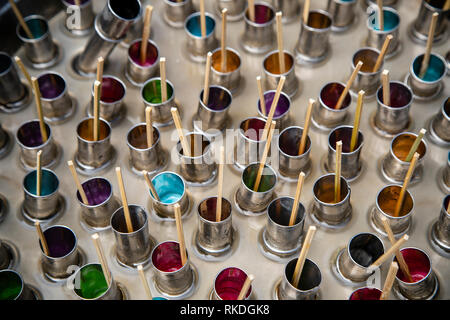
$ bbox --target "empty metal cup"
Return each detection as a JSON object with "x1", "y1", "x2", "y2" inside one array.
[
  {"x1": 215, "y1": 0, "x2": 247, "y2": 21},
  {"x1": 125, "y1": 39, "x2": 159, "y2": 87},
  {"x1": 278, "y1": 258, "x2": 321, "y2": 300},
  {"x1": 409, "y1": 0, "x2": 449, "y2": 44},
  {"x1": 325, "y1": 126, "x2": 364, "y2": 181},
  {"x1": 381, "y1": 132, "x2": 427, "y2": 185},
  {"x1": 366, "y1": 7, "x2": 400, "y2": 58},
  {"x1": 350, "y1": 47, "x2": 383, "y2": 97},
  {"x1": 240, "y1": 2, "x2": 276, "y2": 54},
  {"x1": 408, "y1": 53, "x2": 446, "y2": 100},
  {"x1": 294, "y1": 10, "x2": 332, "y2": 65},
  {"x1": 257, "y1": 90, "x2": 291, "y2": 131},
  {"x1": 210, "y1": 47, "x2": 241, "y2": 94},
  {"x1": 0, "y1": 52, "x2": 30, "y2": 113},
  {"x1": 163, "y1": 0, "x2": 194, "y2": 28},
  {"x1": 62, "y1": 0, "x2": 95, "y2": 37},
  {"x1": 326, "y1": 0, "x2": 357, "y2": 32},
  {"x1": 212, "y1": 267, "x2": 252, "y2": 300},
  {"x1": 72, "y1": 263, "x2": 122, "y2": 300},
  {"x1": 141, "y1": 78, "x2": 177, "y2": 127},
  {"x1": 349, "y1": 287, "x2": 382, "y2": 300},
  {"x1": 97, "y1": 0, "x2": 141, "y2": 40},
  {"x1": 271, "y1": 0, "x2": 300, "y2": 24},
  {"x1": 234, "y1": 117, "x2": 267, "y2": 172},
  {"x1": 263, "y1": 50, "x2": 298, "y2": 98},
  {"x1": 0, "y1": 270, "x2": 37, "y2": 300},
  {"x1": 430, "y1": 195, "x2": 450, "y2": 256},
  {"x1": 429, "y1": 97, "x2": 450, "y2": 146},
  {"x1": 184, "y1": 12, "x2": 218, "y2": 63}
]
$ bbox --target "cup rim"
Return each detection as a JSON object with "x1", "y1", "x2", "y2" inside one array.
[
  {"x1": 301, "y1": 9, "x2": 333, "y2": 33},
  {"x1": 184, "y1": 12, "x2": 216, "y2": 39},
  {"x1": 328, "y1": 125, "x2": 364, "y2": 155},
  {"x1": 267, "y1": 196, "x2": 305, "y2": 228},
  {"x1": 389, "y1": 131, "x2": 427, "y2": 164},
  {"x1": 0, "y1": 269, "x2": 24, "y2": 300},
  {"x1": 77, "y1": 177, "x2": 113, "y2": 208},
  {"x1": 176, "y1": 131, "x2": 212, "y2": 160},
  {"x1": 91, "y1": 75, "x2": 126, "y2": 106},
  {"x1": 150, "y1": 240, "x2": 190, "y2": 274},
  {"x1": 351, "y1": 47, "x2": 383, "y2": 75},
  {"x1": 319, "y1": 81, "x2": 352, "y2": 112},
  {"x1": 76, "y1": 117, "x2": 112, "y2": 144},
  {"x1": 238, "y1": 117, "x2": 268, "y2": 143},
  {"x1": 23, "y1": 168, "x2": 59, "y2": 199},
  {"x1": 278, "y1": 126, "x2": 311, "y2": 159},
  {"x1": 16, "y1": 15, "x2": 49, "y2": 42},
  {"x1": 366, "y1": 7, "x2": 400, "y2": 34},
  {"x1": 346, "y1": 232, "x2": 385, "y2": 269},
  {"x1": 40, "y1": 225, "x2": 78, "y2": 260},
  {"x1": 141, "y1": 77, "x2": 175, "y2": 106},
  {"x1": 210, "y1": 47, "x2": 241, "y2": 75},
  {"x1": 375, "y1": 184, "x2": 414, "y2": 220},
  {"x1": 312, "y1": 173, "x2": 351, "y2": 206},
  {"x1": 110, "y1": 204, "x2": 148, "y2": 235},
  {"x1": 16, "y1": 119, "x2": 53, "y2": 150},
  {"x1": 376, "y1": 80, "x2": 413, "y2": 110},
  {"x1": 37, "y1": 71, "x2": 68, "y2": 102},
  {"x1": 106, "y1": 0, "x2": 141, "y2": 22},
  {"x1": 241, "y1": 162, "x2": 277, "y2": 194},
  {"x1": 127, "y1": 39, "x2": 159, "y2": 70},
  {"x1": 198, "y1": 85, "x2": 232, "y2": 113},
  {"x1": 72, "y1": 262, "x2": 114, "y2": 300},
  {"x1": 348, "y1": 286, "x2": 382, "y2": 300},
  {"x1": 197, "y1": 196, "x2": 232, "y2": 224},
  {"x1": 393, "y1": 247, "x2": 433, "y2": 285},
  {"x1": 257, "y1": 90, "x2": 291, "y2": 120},
  {"x1": 283, "y1": 258, "x2": 322, "y2": 293},
  {"x1": 213, "y1": 266, "x2": 251, "y2": 300},
  {"x1": 410, "y1": 53, "x2": 446, "y2": 85},
  {"x1": 126, "y1": 122, "x2": 161, "y2": 151},
  {"x1": 243, "y1": 2, "x2": 275, "y2": 28},
  {"x1": 150, "y1": 171, "x2": 186, "y2": 205},
  {"x1": 262, "y1": 50, "x2": 295, "y2": 77}
]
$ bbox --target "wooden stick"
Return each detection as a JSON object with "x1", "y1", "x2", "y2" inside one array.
[
  {"x1": 377, "y1": 0, "x2": 384, "y2": 31},
  {"x1": 140, "y1": 5, "x2": 153, "y2": 65},
  {"x1": 35, "y1": 221, "x2": 49, "y2": 256},
  {"x1": 367, "y1": 234, "x2": 409, "y2": 273},
  {"x1": 419, "y1": 13, "x2": 438, "y2": 79},
  {"x1": 381, "y1": 216, "x2": 413, "y2": 282},
  {"x1": 203, "y1": 52, "x2": 212, "y2": 105},
  {"x1": 380, "y1": 262, "x2": 398, "y2": 300},
  {"x1": 298, "y1": 99, "x2": 315, "y2": 155},
  {"x1": 261, "y1": 76, "x2": 286, "y2": 141},
  {"x1": 373, "y1": 35, "x2": 393, "y2": 72},
  {"x1": 275, "y1": 12, "x2": 285, "y2": 74},
  {"x1": 221, "y1": 9, "x2": 227, "y2": 72},
  {"x1": 447, "y1": 199, "x2": 450, "y2": 214},
  {"x1": 216, "y1": 146, "x2": 225, "y2": 222},
  {"x1": 382, "y1": 70, "x2": 390, "y2": 106},
  {"x1": 174, "y1": 204, "x2": 187, "y2": 266},
  {"x1": 36, "y1": 150, "x2": 42, "y2": 197},
  {"x1": 335, "y1": 61, "x2": 363, "y2": 110},
  {"x1": 96, "y1": 57, "x2": 104, "y2": 83},
  {"x1": 405, "y1": 128, "x2": 426, "y2": 162},
  {"x1": 8, "y1": 0, "x2": 33, "y2": 39},
  {"x1": 67, "y1": 160, "x2": 89, "y2": 205},
  {"x1": 137, "y1": 265, "x2": 152, "y2": 300},
  {"x1": 31, "y1": 77, "x2": 48, "y2": 143},
  {"x1": 350, "y1": 90, "x2": 365, "y2": 152},
  {"x1": 303, "y1": 0, "x2": 310, "y2": 25},
  {"x1": 237, "y1": 274, "x2": 254, "y2": 300},
  {"x1": 115, "y1": 167, "x2": 134, "y2": 233},
  {"x1": 394, "y1": 153, "x2": 419, "y2": 217},
  {"x1": 289, "y1": 172, "x2": 306, "y2": 226},
  {"x1": 444, "y1": 0, "x2": 450, "y2": 11},
  {"x1": 14, "y1": 56, "x2": 32, "y2": 87},
  {"x1": 145, "y1": 107, "x2": 153, "y2": 148},
  {"x1": 143, "y1": 170, "x2": 160, "y2": 201},
  {"x1": 160, "y1": 57, "x2": 167, "y2": 102},
  {"x1": 253, "y1": 121, "x2": 276, "y2": 192},
  {"x1": 248, "y1": 0, "x2": 255, "y2": 22},
  {"x1": 334, "y1": 141, "x2": 342, "y2": 203},
  {"x1": 199, "y1": 0, "x2": 206, "y2": 38},
  {"x1": 93, "y1": 80, "x2": 101, "y2": 141},
  {"x1": 171, "y1": 107, "x2": 191, "y2": 157},
  {"x1": 292, "y1": 226, "x2": 317, "y2": 288},
  {"x1": 91, "y1": 233, "x2": 112, "y2": 286},
  {"x1": 74, "y1": 0, "x2": 81, "y2": 6},
  {"x1": 256, "y1": 76, "x2": 266, "y2": 117}
]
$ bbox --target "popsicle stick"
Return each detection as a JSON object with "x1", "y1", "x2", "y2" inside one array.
[
  {"x1": 377, "y1": 0, "x2": 384, "y2": 31},
  {"x1": 91, "y1": 233, "x2": 112, "y2": 285},
  {"x1": 335, "y1": 61, "x2": 363, "y2": 110},
  {"x1": 405, "y1": 129, "x2": 426, "y2": 162},
  {"x1": 367, "y1": 234, "x2": 409, "y2": 273},
  {"x1": 199, "y1": 0, "x2": 206, "y2": 38},
  {"x1": 334, "y1": 141, "x2": 343, "y2": 203},
  {"x1": 381, "y1": 216, "x2": 413, "y2": 282},
  {"x1": 174, "y1": 204, "x2": 187, "y2": 266},
  {"x1": 261, "y1": 76, "x2": 285, "y2": 141},
  {"x1": 350, "y1": 90, "x2": 365, "y2": 152},
  {"x1": 143, "y1": 170, "x2": 160, "y2": 201},
  {"x1": 380, "y1": 262, "x2": 398, "y2": 300},
  {"x1": 394, "y1": 153, "x2": 419, "y2": 217},
  {"x1": 256, "y1": 76, "x2": 266, "y2": 117},
  {"x1": 74, "y1": 0, "x2": 81, "y2": 6},
  {"x1": 275, "y1": 12, "x2": 285, "y2": 74},
  {"x1": 67, "y1": 160, "x2": 89, "y2": 205},
  {"x1": 444, "y1": 0, "x2": 450, "y2": 11},
  {"x1": 8, "y1": 0, "x2": 33, "y2": 39},
  {"x1": 93, "y1": 80, "x2": 101, "y2": 141},
  {"x1": 253, "y1": 121, "x2": 276, "y2": 192},
  {"x1": 380, "y1": 70, "x2": 391, "y2": 107},
  {"x1": 160, "y1": 57, "x2": 167, "y2": 102},
  {"x1": 216, "y1": 146, "x2": 225, "y2": 222},
  {"x1": 419, "y1": 13, "x2": 438, "y2": 79},
  {"x1": 36, "y1": 150, "x2": 42, "y2": 197},
  {"x1": 96, "y1": 57, "x2": 104, "y2": 83},
  {"x1": 237, "y1": 274, "x2": 254, "y2": 300},
  {"x1": 447, "y1": 200, "x2": 450, "y2": 214},
  {"x1": 292, "y1": 226, "x2": 317, "y2": 288},
  {"x1": 140, "y1": 5, "x2": 153, "y2": 65},
  {"x1": 145, "y1": 107, "x2": 153, "y2": 148},
  {"x1": 171, "y1": 107, "x2": 191, "y2": 157},
  {"x1": 14, "y1": 56, "x2": 32, "y2": 87},
  {"x1": 35, "y1": 221, "x2": 50, "y2": 256},
  {"x1": 373, "y1": 35, "x2": 393, "y2": 72},
  {"x1": 248, "y1": 0, "x2": 255, "y2": 22},
  {"x1": 303, "y1": 0, "x2": 310, "y2": 25},
  {"x1": 31, "y1": 77, "x2": 48, "y2": 143},
  {"x1": 137, "y1": 265, "x2": 152, "y2": 300},
  {"x1": 115, "y1": 167, "x2": 134, "y2": 233},
  {"x1": 221, "y1": 9, "x2": 227, "y2": 72},
  {"x1": 203, "y1": 52, "x2": 212, "y2": 105},
  {"x1": 298, "y1": 99, "x2": 315, "y2": 155},
  {"x1": 289, "y1": 172, "x2": 306, "y2": 226}
]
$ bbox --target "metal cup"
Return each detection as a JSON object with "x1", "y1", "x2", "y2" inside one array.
[
  {"x1": 350, "y1": 47, "x2": 383, "y2": 97},
  {"x1": 381, "y1": 132, "x2": 427, "y2": 185},
  {"x1": 408, "y1": 53, "x2": 446, "y2": 100},
  {"x1": 311, "y1": 174, "x2": 352, "y2": 227},
  {"x1": 263, "y1": 50, "x2": 298, "y2": 98},
  {"x1": 0, "y1": 240, "x2": 11, "y2": 270},
  {"x1": 72, "y1": 263, "x2": 122, "y2": 300},
  {"x1": 163, "y1": 0, "x2": 194, "y2": 28},
  {"x1": 37, "y1": 72, "x2": 75, "y2": 124},
  {"x1": 121, "y1": 12, "x2": 144, "y2": 48},
  {"x1": 184, "y1": 13, "x2": 218, "y2": 63},
  {"x1": 215, "y1": 0, "x2": 247, "y2": 21},
  {"x1": 312, "y1": 82, "x2": 351, "y2": 131},
  {"x1": 366, "y1": 7, "x2": 400, "y2": 58},
  {"x1": 278, "y1": 258, "x2": 321, "y2": 300},
  {"x1": 22, "y1": 168, "x2": 61, "y2": 221},
  {"x1": 364, "y1": 0, "x2": 399, "y2": 8},
  {"x1": 294, "y1": 10, "x2": 332, "y2": 64},
  {"x1": 125, "y1": 39, "x2": 159, "y2": 86},
  {"x1": 141, "y1": 78, "x2": 177, "y2": 127},
  {"x1": 337, "y1": 233, "x2": 385, "y2": 283},
  {"x1": 87, "y1": 76, "x2": 126, "y2": 124},
  {"x1": 151, "y1": 241, "x2": 194, "y2": 295},
  {"x1": 40, "y1": 225, "x2": 80, "y2": 281},
  {"x1": 373, "y1": 81, "x2": 413, "y2": 137},
  {"x1": 195, "y1": 197, "x2": 233, "y2": 257},
  {"x1": 409, "y1": 0, "x2": 449, "y2": 44},
  {"x1": 212, "y1": 267, "x2": 252, "y2": 300},
  {"x1": 430, "y1": 195, "x2": 450, "y2": 256},
  {"x1": 149, "y1": 171, "x2": 190, "y2": 219},
  {"x1": 16, "y1": 15, "x2": 59, "y2": 69},
  {"x1": 111, "y1": 205, "x2": 153, "y2": 267},
  {"x1": 210, "y1": 47, "x2": 241, "y2": 94},
  {"x1": 97, "y1": 0, "x2": 141, "y2": 40},
  {"x1": 429, "y1": 97, "x2": 450, "y2": 145},
  {"x1": 0, "y1": 270, "x2": 37, "y2": 300},
  {"x1": 234, "y1": 117, "x2": 267, "y2": 172},
  {"x1": 257, "y1": 90, "x2": 291, "y2": 131},
  {"x1": 349, "y1": 287, "x2": 382, "y2": 300},
  {"x1": 393, "y1": 247, "x2": 438, "y2": 300},
  {"x1": 326, "y1": 0, "x2": 357, "y2": 32},
  {"x1": 74, "y1": 118, "x2": 115, "y2": 175},
  {"x1": 62, "y1": 0, "x2": 95, "y2": 36},
  {"x1": 77, "y1": 177, "x2": 120, "y2": 230},
  {"x1": 325, "y1": 126, "x2": 364, "y2": 181},
  {"x1": 240, "y1": 2, "x2": 276, "y2": 54},
  {"x1": 16, "y1": 120, "x2": 59, "y2": 170},
  {"x1": 0, "y1": 52, "x2": 30, "y2": 113},
  {"x1": 443, "y1": 154, "x2": 450, "y2": 191},
  {"x1": 271, "y1": 0, "x2": 300, "y2": 24},
  {"x1": 236, "y1": 163, "x2": 277, "y2": 215},
  {"x1": 278, "y1": 126, "x2": 312, "y2": 180}
]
